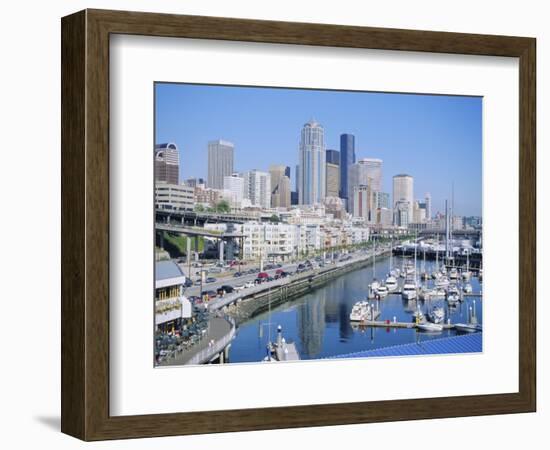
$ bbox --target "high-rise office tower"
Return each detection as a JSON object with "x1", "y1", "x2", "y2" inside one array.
[
  {"x1": 425, "y1": 192, "x2": 432, "y2": 220},
  {"x1": 352, "y1": 185, "x2": 373, "y2": 220},
  {"x1": 358, "y1": 158, "x2": 383, "y2": 193},
  {"x1": 326, "y1": 149, "x2": 340, "y2": 165},
  {"x1": 393, "y1": 174, "x2": 414, "y2": 223},
  {"x1": 154, "y1": 143, "x2": 180, "y2": 185},
  {"x1": 325, "y1": 149, "x2": 340, "y2": 198},
  {"x1": 207, "y1": 140, "x2": 234, "y2": 189},
  {"x1": 269, "y1": 165, "x2": 291, "y2": 208},
  {"x1": 339, "y1": 134, "x2": 356, "y2": 206},
  {"x1": 298, "y1": 120, "x2": 326, "y2": 205}
]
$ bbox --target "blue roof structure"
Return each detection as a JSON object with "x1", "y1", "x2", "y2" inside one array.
[
  {"x1": 155, "y1": 260, "x2": 184, "y2": 281},
  {"x1": 329, "y1": 333, "x2": 482, "y2": 359}
]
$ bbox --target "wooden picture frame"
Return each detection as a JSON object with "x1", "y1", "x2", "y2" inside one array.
[{"x1": 61, "y1": 9, "x2": 536, "y2": 441}]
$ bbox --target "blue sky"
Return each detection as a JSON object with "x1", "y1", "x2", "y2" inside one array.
[{"x1": 155, "y1": 83, "x2": 482, "y2": 217}]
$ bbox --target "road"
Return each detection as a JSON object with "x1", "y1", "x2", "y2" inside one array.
[{"x1": 179, "y1": 245, "x2": 391, "y2": 299}]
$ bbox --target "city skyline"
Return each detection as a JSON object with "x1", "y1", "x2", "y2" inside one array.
[{"x1": 155, "y1": 83, "x2": 482, "y2": 216}]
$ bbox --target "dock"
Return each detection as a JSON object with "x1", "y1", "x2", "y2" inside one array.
[{"x1": 354, "y1": 320, "x2": 456, "y2": 330}]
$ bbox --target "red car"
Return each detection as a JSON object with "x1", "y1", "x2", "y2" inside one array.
[{"x1": 257, "y1": 272, "x2": 269, "y2": 279}]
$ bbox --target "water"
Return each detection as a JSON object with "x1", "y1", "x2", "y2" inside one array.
[{"x1": 228, "y1": 255, "x2": 483, "y2": 363}]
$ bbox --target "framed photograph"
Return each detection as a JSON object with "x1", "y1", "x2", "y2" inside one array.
[{"x1": 61, "y1": 9, "x2": 536, "y2": 440}]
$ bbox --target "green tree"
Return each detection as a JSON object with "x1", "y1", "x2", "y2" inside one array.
[
  {"x1": 215, "y1": 200, "x2": 231, "y2": 213},
  {"x1": 269, "y1": 214, "x2": 280, "y2": 223}
]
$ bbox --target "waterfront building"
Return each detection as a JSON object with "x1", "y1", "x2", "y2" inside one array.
[
  {"x1": 155, "y1": 183, "x2": 195, "y2": 210},
  {"x1": 269, "y1": 165, "x2": 291, "y2": 208},
  {"x1": 223, "y1": 174, "x2": 245, "y2": 208},
  {"x1": 352, "y1": 185, "x2": 373, "y2": 221},
  {"x1": 154, "y1": 143, "x2": 180, "y2": 185},
  {"x1": 241, "y1": 222, "x2": 295, "y2": 262},
  {"x1": 155, "y1": 260, "x2": 192, "y2": 333},
  {"x1": 425, "y1": 192, "x2": 432, "y2": 219},
  {"x1": 298, "y1": 119, "x2": 326, "y2": 205},
  {"x1": 243, "y1": 170, "x2": 271, "y2": 209},
  {"x1": 207, "y1": 139, "x2": 234, "y2": 189},
  {"x1": 339, "y1": 134, "x2": 356, "y2": 208},
  {"x1": 393, "y1": 174, "x2": 414, "y2": 223},
  {"x1": 325, "y1": 157, "x2": 340, "y2": 198}
]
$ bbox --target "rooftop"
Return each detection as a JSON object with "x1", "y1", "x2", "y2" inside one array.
[
  {"x1": 155, "y1": 260, "x2": 184, "y2": 281},
  {"x1": 327, "y1": 333, "x2": 482, "y2": 359}
]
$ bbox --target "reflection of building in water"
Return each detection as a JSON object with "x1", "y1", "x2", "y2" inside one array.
[
  {"x1": 324, "y1": 285, "x2": 340, "y2": 324},
  {"x1": 297, "y1": 291, "x2": 326, "y2": 358}
]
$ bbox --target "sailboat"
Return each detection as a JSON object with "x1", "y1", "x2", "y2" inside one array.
[
  {"x1": 402, "y1": 234, "x2": 419, "y2": 301},
  {"x1": 368, "y1": 237, "x2": 380, "y2": 298},
  {"x1": 420, "y1": 246, "x2": 429, "y2": 281},
  {"x1": 462, "y1": 251, "x2": 472, "y2": 281},
  {"x1": 385, "y1": 238, "x2": 398, "y2": 292}
]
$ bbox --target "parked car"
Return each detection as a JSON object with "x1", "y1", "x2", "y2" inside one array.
[
  {"x1": 234, "y1": 284, "x2": 246, "y2": 291},
  {"x1": 244, "y1": 281, "x2": 254, "y2": 289},
  {"x1": 257, "y1": 272, "x2": 269, "y2": 279},
  {"x1": 233, "y1": 272, "x2": 242, "y2": 278},
  {"x1": 184, "y1": 278, "x2": 194, "y2": 287},
  {"x1": 205, "y1": 277, "x2": 217, "y2": 283}
]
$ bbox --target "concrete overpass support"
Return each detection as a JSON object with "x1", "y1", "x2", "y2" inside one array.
[
  {"x1": 219, "y1": 240, "x2": 225, "y2": 264},
  {"x1": 186, "y1": 236, "x2": 191, "y2": 267}
]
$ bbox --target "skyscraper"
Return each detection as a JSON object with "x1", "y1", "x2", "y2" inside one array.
[
  {"x1": 243, "y1": 170, "x2": 271, "y2": 209},
  {"x1": 269, "y1": 165, "x2": 291, "y2": 208},
  {"x1": 298, "y1": 120, "x2": 326, "y2": 205},
  {"x1": 425, "y1": 192, "x2": 432, "y2": 220},
  {"x1": 358, "y1": 158, "x2": 383, "y2": 193},
  {"x1": 339, "y1": 134, "x2": 356, "y2": 207},
  {"x1": 207, "y1": 140, "x2": 234, "y2": 189},
  {"x1": 393, "y1": 174, "x2": 414, "y2": 223},
  {"x1": 326, "y1": 149, "x2": 340, "y2": 165},
  {"x1": 325, "y1": 149, "x2": 340, "y2": 198},
  {"x1": 154, "y1": 143, "x2": 180, "y2": 184},
  {"x1": 352, "y1": 185, "x2": 372, "y2": 220}
]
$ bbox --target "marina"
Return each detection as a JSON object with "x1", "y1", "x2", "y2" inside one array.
[{"x1": 227, "y1": 251, "x2": 483, "y2": 363}]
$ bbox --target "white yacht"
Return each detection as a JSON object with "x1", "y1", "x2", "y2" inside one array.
[
  {"x1": 435, "y1": 277, "x2": 450, "y2": 289},
  {"x1": 402, "y1": 280, "x2": 418, "y2": 300},
  {"x1": 349, "y1": 301, "x2": 369, "y2": 321},
  {"x1": 449, "y1": 267, "x2": 459, "y2": 281},
  {"x1": 417, "y1": 322, "x2": 443, "y2": 333},
  {"x1": 376, "y1": 285, "x2": 389, "y2": 298},
  {"x1": 368, "y1": 279, "x2": 380, "y2": 299},
  {"x1": 428, "y1": 305, "x2": 445, "y2": 324},
  {"x1": 446, "y1": 285, "x2": 461, "y2": 304},
  {"x1": 454, "y1": 323, "x2": 481, "y2": 333},
  {"x1": 385, "y1": 275, "x2": 398, "y2": 292},
  {"x1": 463, "y1": 283, "x2": 473, "y2": 294}
]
